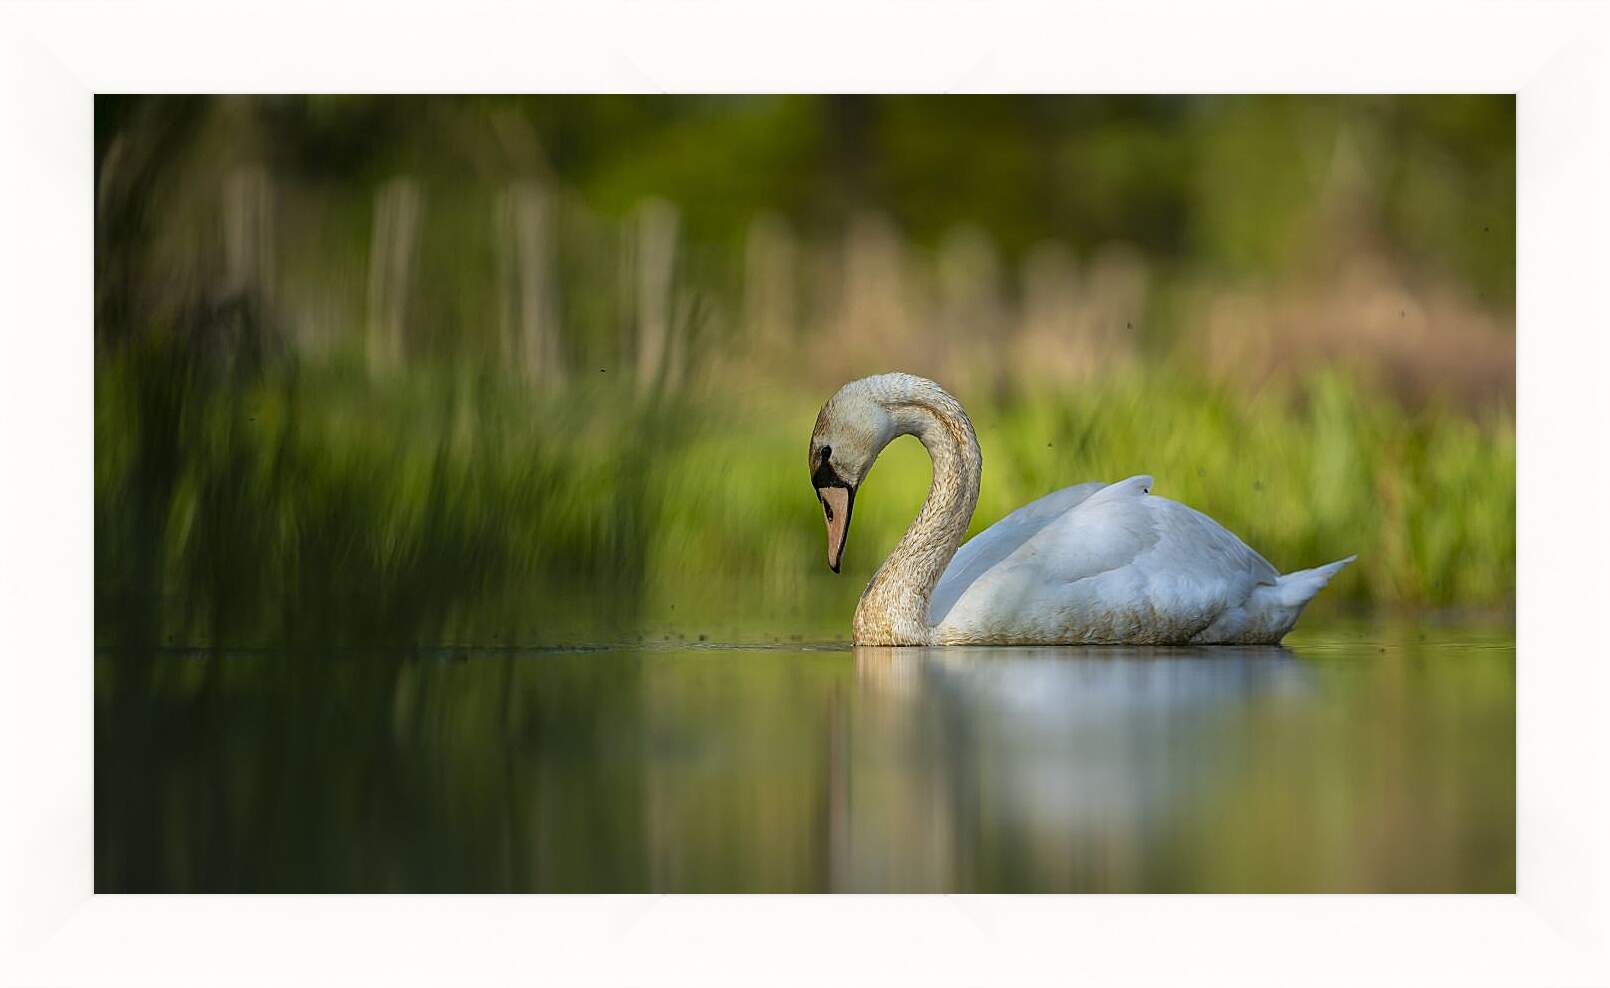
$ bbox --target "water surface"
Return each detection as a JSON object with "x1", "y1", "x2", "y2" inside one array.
[{"x1": 95, "y1": 619, "x2": 1514, "y2": 892}]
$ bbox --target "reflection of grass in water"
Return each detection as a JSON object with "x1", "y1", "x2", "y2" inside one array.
[
  {"x1": 95, "y1": 650, "x2": 655, "y2": 891},
  {"x1": 94, "y1": 626, "x2": 1513, "y2": 892},
  {"x1": 95, "y1": 337, "x2": 1514, "y2": 652}
]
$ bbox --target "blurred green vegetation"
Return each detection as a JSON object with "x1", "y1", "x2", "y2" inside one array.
[
  {"x1": 95, "y1": 332, "x2": 1513, "y2": 653},
  {"x1": 94, "y1": 95, "x2": 1515, "y2": 652}
]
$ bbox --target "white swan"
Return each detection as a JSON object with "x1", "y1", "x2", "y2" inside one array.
[{"x1": 809, "y1": 373, "x2": 1355, "y2": 646}]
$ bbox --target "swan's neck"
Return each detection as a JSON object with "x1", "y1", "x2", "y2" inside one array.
[{"x1": 853, "y1": 389, "x2": 982, "y2": 646}]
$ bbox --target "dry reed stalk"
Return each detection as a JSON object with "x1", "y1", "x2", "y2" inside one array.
[
  {"x1": 497, "y1": 180, "x2": 565, "y2": 389},
  {"x1": 366, "y1": 177, "x2": 423, "y2": 374},
  {"x1": 634, "y1": 199, "x2": 680, "y2": 398}
]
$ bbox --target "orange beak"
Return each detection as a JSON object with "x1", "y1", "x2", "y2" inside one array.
[{"x1": 816, "y1": 485, "x2": 855, "y2": 573}]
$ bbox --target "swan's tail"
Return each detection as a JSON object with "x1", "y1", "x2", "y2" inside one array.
[{"x1": 1274, "y1": 555, "x2": 1357, "y2": 608}]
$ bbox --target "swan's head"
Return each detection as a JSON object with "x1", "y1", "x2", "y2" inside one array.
[{"x1": 809, "y1": 378, "x2": 898, "y2": 573}]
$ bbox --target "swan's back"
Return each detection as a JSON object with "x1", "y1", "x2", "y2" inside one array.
[{"x1": 929, "y1": 475, "x2": 1343, "y2": 645}]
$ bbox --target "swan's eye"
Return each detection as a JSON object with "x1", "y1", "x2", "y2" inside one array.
[{"x1": 819, "y1": 444, "x2": 831, "y2": 464}]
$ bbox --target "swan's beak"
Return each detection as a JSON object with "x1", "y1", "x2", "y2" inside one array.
[{"x1": 816, "y1": 484, "x2": 855, "y2": 573}]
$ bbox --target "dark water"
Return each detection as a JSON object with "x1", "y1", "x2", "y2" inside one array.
[{"x1": 95, "y1": 619, "x2": 1514, "y2": 892}]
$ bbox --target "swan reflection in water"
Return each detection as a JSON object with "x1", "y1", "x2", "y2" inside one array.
[{"x1": 836, "y1": 644, "x2": 1315, "y2": 891}]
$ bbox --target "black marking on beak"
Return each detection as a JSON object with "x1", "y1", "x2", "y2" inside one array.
[{"x1": 811, "y1": 451, "x2": 843, "y2": 491}]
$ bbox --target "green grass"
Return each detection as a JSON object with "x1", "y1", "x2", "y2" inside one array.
[{"x1": 95, "y1": 337, "x2": 1514, "y2": 650}]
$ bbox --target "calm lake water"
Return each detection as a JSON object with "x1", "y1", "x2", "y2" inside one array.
[{"x1": 95, "y1": 618, "x2": 1514, "y2": 892}]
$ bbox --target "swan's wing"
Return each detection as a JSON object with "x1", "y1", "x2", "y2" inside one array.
[
  {"x1": 1134, "y1": 489, "x2": 1281, "y2": 590},
  {"x1": 930, "y1": 480, "x2": 1106, "y2": 623},
  {"x1": 934, "y1": 475, "x2": 1280, "y2": 641}
]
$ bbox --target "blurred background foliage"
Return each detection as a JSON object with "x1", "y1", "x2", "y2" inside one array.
[{"x1": 94, "y1": 95, "x2": 1514, "y2": 652}]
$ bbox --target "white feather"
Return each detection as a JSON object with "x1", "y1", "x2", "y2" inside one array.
[{"x1": 931, "y1": 475, "x2": 1348, "y2": 645}]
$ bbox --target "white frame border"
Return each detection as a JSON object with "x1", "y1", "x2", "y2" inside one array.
[{"x1": 3, "y1": 1, "x2": 1606, "y2": 985}]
